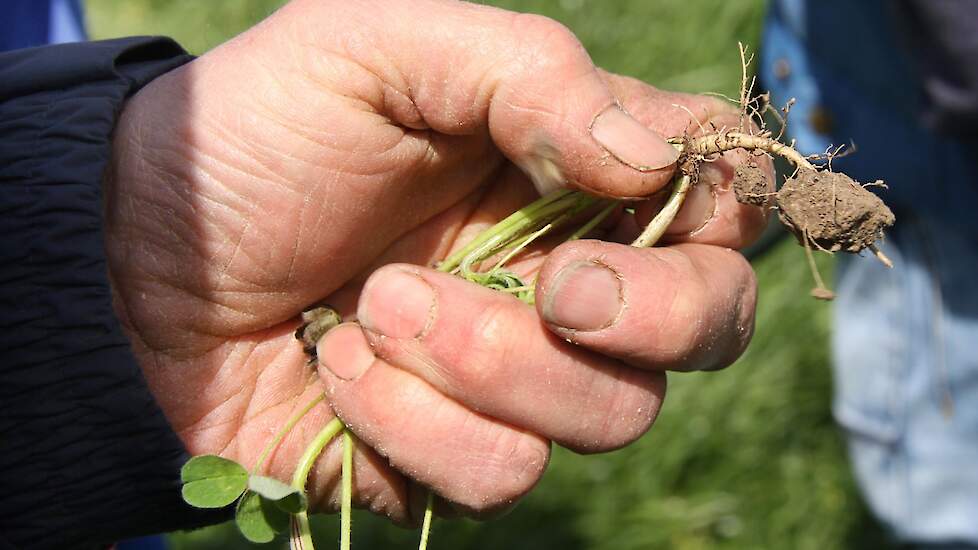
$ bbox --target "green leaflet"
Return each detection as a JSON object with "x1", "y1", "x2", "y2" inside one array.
[
  {"x1": 249, "y1": 475, "x2": 308, "y2": 514},
  {"x1": 236, "y1": 490, "x2": 289, "y2": 543},
  {"x1": 180, "y1": 455, "x2": 248, "y2": 508}
]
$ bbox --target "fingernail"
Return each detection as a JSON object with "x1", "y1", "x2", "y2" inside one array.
[
  {"x1": 666, "y1": 181, "x2": 717, "y2": 234},
  {"x1": 317, "y1": 323, "x2": 375, "y2": 381},
  {"x1": 591, "y1": 106, "x2": 679, "y2": 171},
  {"x1": 358, "y1": 267, "x2": 435, "y2": 338},
  {"x1": 542, "y1": 261, "x2": 622, "y2": 331}
]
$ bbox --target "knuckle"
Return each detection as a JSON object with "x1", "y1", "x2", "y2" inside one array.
[
  {"x1": 458, "y1": 431, "x2": 550, "y2": 514},
  {"x1": 644, "y1": 250, "x2": 709, "y2": 369},
  {"x1": 719, "y1": 254, "x2": 758, "y2": 367},
  {"x1": 659, "y1": 248, "x2": 757, "y2": 372},
  {"x1": 508, "y1": 13, "x2": 588, "y2": 73},
  {"x1": 572, "y1": 372, "x2": 663, "y2": 453},
  {"x1": 657, "y1": 289, "x2": 707, "y2": 369},
  {"x1": 452, "y1": 300, "x2": 519, "y2": 393}
]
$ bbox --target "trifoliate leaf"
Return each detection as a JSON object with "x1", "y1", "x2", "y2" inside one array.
[
  {"x1": 249, "y1": 475, "x2": 308, "y2": 514},
  {"x1": 180, "y1": 455, "x2": 248, "y2": 508},
  {"x1": 235, "y1": 490, "x2": 289, "y2": 543}
]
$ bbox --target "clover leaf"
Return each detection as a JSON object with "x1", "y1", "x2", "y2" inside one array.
[
  {"x1": 249, "y1": 475, "x2": 308, "y2": 514},
  {"x1": 180, "y1": 455, "x2": 248, "y2": 508},
  {"x1": 235, "y1": 490, "x2": 290, "y2": 543}
]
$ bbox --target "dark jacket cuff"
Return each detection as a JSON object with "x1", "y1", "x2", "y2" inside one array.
[{"x1": 0, "y1": 37, "x2": 228, "y2": 549}]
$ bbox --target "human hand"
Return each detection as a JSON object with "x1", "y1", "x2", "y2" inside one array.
[{"x1": 104, "y1": 0, "x2": 770, "y2": 524}]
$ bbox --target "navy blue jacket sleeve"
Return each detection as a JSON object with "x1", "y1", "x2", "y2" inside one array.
[{"x1": 0, "y1": 37, "x2": 228, "y2": 549}]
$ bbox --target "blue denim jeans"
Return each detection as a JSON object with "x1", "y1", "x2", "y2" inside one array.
[{"x1": 763, "y1": 0, "x2": 978, "y2": 545}]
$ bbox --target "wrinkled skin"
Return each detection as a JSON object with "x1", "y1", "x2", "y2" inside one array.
[{"x1": 104, "y1": 0, "x2": 771, "y2": 525}]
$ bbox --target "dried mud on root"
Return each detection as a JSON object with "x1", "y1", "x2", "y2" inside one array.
[
  {"x1": 733, "y1": 163, "x2": 773, "y2": 207},
  {"x1": 772, "y1": 169, "x2": 895, "y2": 254}
]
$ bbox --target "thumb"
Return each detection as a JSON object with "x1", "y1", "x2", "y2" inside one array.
[
  {"x1": 289, "y1": 0, "x2": 680, "y2": 198},
  {"x1": 485, "y1": 28, "x2": 681, "y2": 198}
]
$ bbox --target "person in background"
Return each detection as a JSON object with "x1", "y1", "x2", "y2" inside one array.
[
  {"x1": 1, "y1": 0, "x2": 86, "y2": 50},
  {"x1": 762, "y1": 1, "x2": 978, "y2": 548}
]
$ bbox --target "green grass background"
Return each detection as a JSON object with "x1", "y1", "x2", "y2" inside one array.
[{"x1": 85, "y1": 1, "x2": 893, "y2": 548}]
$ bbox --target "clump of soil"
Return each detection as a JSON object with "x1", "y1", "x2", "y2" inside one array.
[
  {"x1": 732, "y1": 163, "x2": 773, "y2": 207},
  {"x1": 295, "y1": 306, "x2": 341, "y2": 359},
  {"x1": 773, "y1": 169, "x2": 894, "y2": 253}
]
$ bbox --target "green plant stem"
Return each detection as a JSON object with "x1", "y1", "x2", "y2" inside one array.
[
  {"x1": 631, "y1": 173, "x2": 692, "y2": 248},
  {"x1": 498, "y1": 285, "x2": 533, "y2": 294},
  {"x1": 438, "y1": 189, "x2": 573, "y2": 272},
  {"x1": 252, "y1": 394, "x2": 326, "y2": 475},
  {"x1": 418, "y1": 490, "x2": 434, "y2": 550},
  {"x1": 341, "y1": 429, "x2": 355, "y2": 550},
  {"x1": 567, "y1": 201, "x2": 618, "y2": 241},
  {"x1": 289, "y1": 417, "x2": 345, "y2": 550},
  {"x1": 472, "y1": 193, "x2": 588, "y2": 266},
  {"x1": 439, "y1": 189, "x2": 596, "y2": 273},
  {"x1": 489, "y1": 222, "x2": 555, "y2": 273},
  {"x1": 292, "y1": 418, "x2": 345, "y2": 488}
]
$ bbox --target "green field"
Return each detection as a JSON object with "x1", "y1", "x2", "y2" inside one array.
[{"x1": 86, "y1": 1, "x2": 892, "y2": 548}]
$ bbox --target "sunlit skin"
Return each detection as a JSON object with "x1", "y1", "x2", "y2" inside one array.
[{"x1": 104, "y1": 0, "x2": 771, "y2": 524}]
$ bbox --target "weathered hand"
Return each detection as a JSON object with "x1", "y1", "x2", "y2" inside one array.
[{"x1": 104, "y1": 0, "x2": 770, "y2": 524}]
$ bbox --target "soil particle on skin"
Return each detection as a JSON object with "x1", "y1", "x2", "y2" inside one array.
[
  {"x1": 775, "y1": 169, "x2": 895, "y2": 253},
  {"x1": 296, "y1": 306, "x2": 342, "y2": 360},
  {"x1": 732, "y1": 163, "x2": 773, "y2": 207}
]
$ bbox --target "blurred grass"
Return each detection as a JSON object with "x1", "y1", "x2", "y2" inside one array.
[{"x1": 86, "y1": 1, "x2": 891, "y2": 548}]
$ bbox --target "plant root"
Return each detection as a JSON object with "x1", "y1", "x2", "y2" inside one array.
[{"x1": 686, "y1": 131, "x2": 815, "y2": 170}]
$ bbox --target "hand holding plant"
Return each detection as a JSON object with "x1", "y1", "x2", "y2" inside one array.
[{"x1": 105, "y1": 0, "x2": 787, "y2": 544}]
